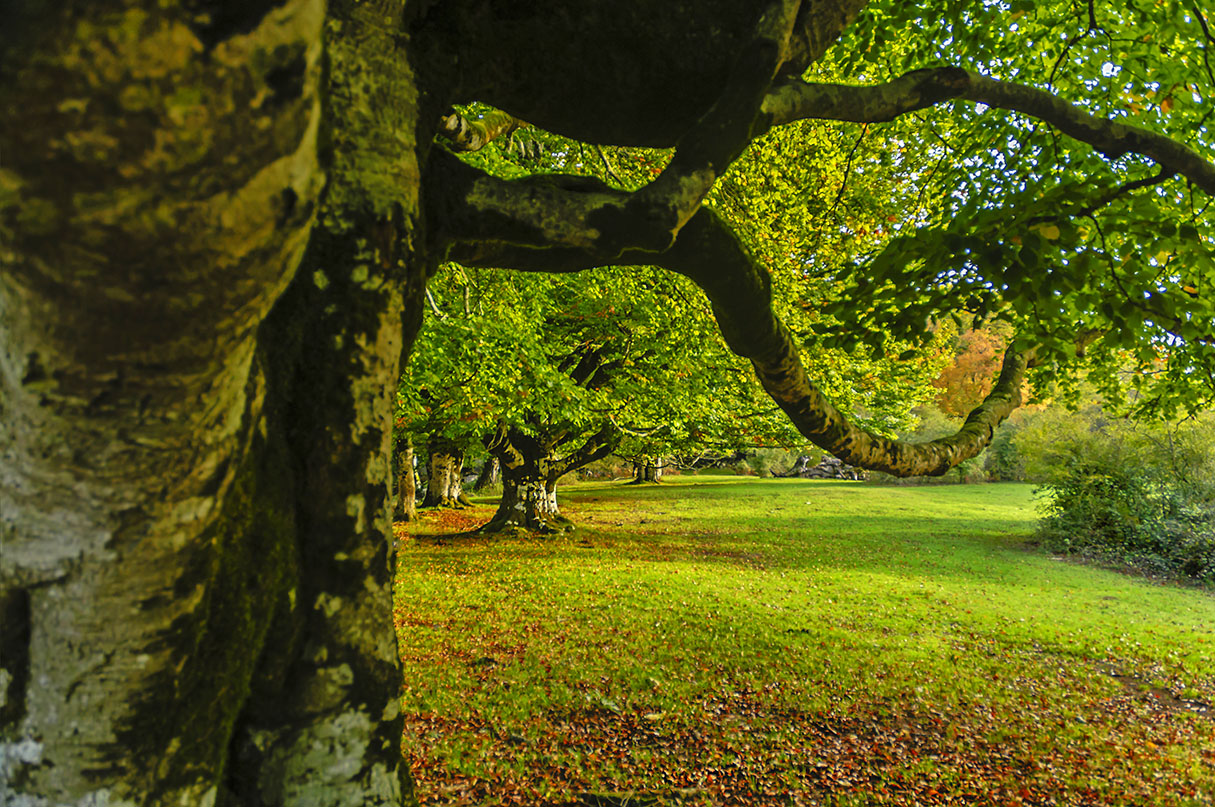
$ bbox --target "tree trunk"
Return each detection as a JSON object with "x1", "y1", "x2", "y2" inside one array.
[
  {"x1": 395, "y1": 437, "x2": 417, "y2": 522},
  {"x1": 486, "y1": 455, "x2": 569, "y2": 533},
  {"x1": 629, "y1": 455, "x2": 663, "y2": 484},
  {"x1": 224, "y1": 4, "x2": 431, "y2": 799},
  {"x1": 482, "y1": 429, "x2": 569, "y2": 533},
  {"x1": 482, "y1": 422, "x2": 618, "y2": 533},
  {"x1": 0, "y1": 1, "x2": 433, "y2": 803},
  {"x1": 474, "y1": 455, "x2": 501, "y2": 491},
  {"x1": 421, "y1": 437, "x2": 465, "y2": 508}
]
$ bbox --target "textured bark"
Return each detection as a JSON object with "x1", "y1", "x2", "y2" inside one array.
[
  {"x1": 481, "y1": 422, "x2": 618, "y2": 533},
  {"x1": 0, "y1": 2, "x2": 326, "y2": 803},
  {"x1": 421, "y1": 437, "x2": 466, "y2": 509},
  {"x1": 629, "y1": 457, "x2": 664, "y2": 484},
  {"x1": 491, "y1": 471, "x2": 564, "y2": 533},
  {"x1": 482, "y1": 428, "x2": 566, "y2": 533},
  {"x1": 0, "y1": 0, "x2": 433, "y2": 803},
  {"x1": 474, "y1": 456, "x2": 501, "y2": 491},
  {"x1": 428, "y1": 0, "x2": 865, "y2": 147},
  {"x1": 222, "y1": 2, "x2": 429, "y2": 803}
]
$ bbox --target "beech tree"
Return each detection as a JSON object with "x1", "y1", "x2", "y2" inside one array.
[{"x1": 2, "y1": 1, "x2": 1212, "y2": 804}]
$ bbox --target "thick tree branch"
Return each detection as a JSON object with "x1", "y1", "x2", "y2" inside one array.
[
  {"x1": 438, "y1": 108, "x2": 522, "y2": 152},
  {"x1": 429, "y1": 0, "x2": 802, "y2": 261},
  {"x1": 551, "y1": 422, "x2": 621, "y2": 479},
  {"x1": 444, "y1": 200, "x2": 1032, "y2": 476},
  {"x1": 762, "y1": 68, "x2": 1215, "y2": 196},
  {"x1": 659, "y1": 209, "x2": 1033, "y2": 477}
]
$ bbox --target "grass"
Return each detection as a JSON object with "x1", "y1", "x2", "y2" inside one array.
[{"x1": 393, "y1": 478, "x2": 1215, "y2": 806}]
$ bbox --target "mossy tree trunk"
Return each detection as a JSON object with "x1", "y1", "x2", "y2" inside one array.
[
  {"x1": 421, "y1": 436, "x2": 467, "y2": 509},
  {"x1": 0, "y1": 0, "x2": 434, "y2": 803},
  {"x1": 395, "y1": 436, "x2": 418, "y2": 522}
]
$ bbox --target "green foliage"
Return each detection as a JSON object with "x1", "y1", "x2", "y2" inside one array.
[
  {"x1": 819, "y1": 0, "x2": 1215, "y2": 416},
  {"x1": 1032, "y1": 411, "x2": 1215, "y2": 582}
]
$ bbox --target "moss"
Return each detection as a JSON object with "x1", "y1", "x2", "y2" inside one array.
[{"x1": 119, "y1": 407, "x2": 301, "y2": 802}]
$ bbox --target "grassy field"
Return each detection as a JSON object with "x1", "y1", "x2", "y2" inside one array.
[{"x1": 393, "y1": 478, "x2": 1215, "y2": 806}]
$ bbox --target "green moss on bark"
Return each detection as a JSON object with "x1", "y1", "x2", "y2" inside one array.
[{"x1": 119, "y1": 403, "x2": 301, "y2": 801}]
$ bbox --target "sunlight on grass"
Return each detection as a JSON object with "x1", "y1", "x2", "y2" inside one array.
[{"x1": 395, "y1": 479, "x2": 1215, "y2": 806}]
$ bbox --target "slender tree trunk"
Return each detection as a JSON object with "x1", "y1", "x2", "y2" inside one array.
[
  {"x1": 421, "y1": 437, "x2": 465, "y2": 508},
  {"x1": 396, "y1": 437, "x2": 417, "y2": 522},
  {"x1": 474, "y1": 455, "x2": 501, "y2": 491}
]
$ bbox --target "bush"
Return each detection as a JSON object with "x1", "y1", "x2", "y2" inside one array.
[
  {"x1": 984, "y1": 419, "x2": 1025, "y2": 481},
  {"x1": 1033, "y1": 412, "x2": 1215, "y2": 584}
]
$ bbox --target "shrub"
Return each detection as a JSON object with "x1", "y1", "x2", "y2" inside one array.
[{"x1": 1033, "y1": 413, "x2": 1215, "y2": 584}]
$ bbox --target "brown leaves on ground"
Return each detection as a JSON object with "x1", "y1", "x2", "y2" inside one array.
[{"x1": 402, "y1": 678, "x2": 1213, "y2": 806}]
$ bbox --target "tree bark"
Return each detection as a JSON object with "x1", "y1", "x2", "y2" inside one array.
[
  {"x1": 482, "y1": 429, "x2": 568, "y2": 533},
  {"x1": 224, "y1": 3, "x2": 431, "y2": 800},
  {"x1": 0, "y1": 0, "x2": 434, "y2": 802},
  {"x1": 0, "y1": 2, "x2": 330, "y2": 803},
  {"x1": 492, "y1": 468, "x2": 566, "y2": 533},
  {"x1": 395, "y1": 437, "x2": 418, "y2": 522},
  {"x1": 474, "y1": 456, "x2": 501, "y2": 491},
  {"x1": 421, "y1": 436, "x2": 466, "y2": 508},
  {"x1": 482, "y1": 422, "x2": 618, "y2": 533}
]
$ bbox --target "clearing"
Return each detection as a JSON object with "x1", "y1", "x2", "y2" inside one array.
[{"x1": 393, "y1": 478, "x2": 1214, "y2": 806}]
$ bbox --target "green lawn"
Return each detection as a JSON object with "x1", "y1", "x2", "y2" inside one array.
[{"x1": 393, "y1": 478, "x2": 1215, "y2": 806}]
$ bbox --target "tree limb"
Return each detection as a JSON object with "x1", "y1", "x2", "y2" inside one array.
[
  {"x1": 443, "y1": 195, "x2": 1034, "y2": 476},
  {"x1": 438, "y1": 108, "x2": 522, "y2": 152},
  {"x1": 661, "y1": 208, "x2": 1034, "y2": 476},
  {"x1": 762, "y1": 68, "x2": 1215, "y2": 196},
  {"x1": 430, "y1": 0, "x2": 802, "y2": 260},
  {"x1": 551, "y1": 422, "x2": 621, "y2": 479}
]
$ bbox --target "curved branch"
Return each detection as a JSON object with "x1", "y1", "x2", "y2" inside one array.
[
  {"x1": 551, "y1": 422, "x2": 621, "y2": 479},
  {"x1": 438, "y1": 108, "x2": 522, "y2": 152},
  {"x1": 662, "y1": 208, "x2": 1032, "y2": 477},
  {"x1": 763, "y1": 68, "x2": 1215, "y2": 196},
  {"x1": 429, "y1": 0, "x2": 802, "y2": 262},
  {"x1": 443, "y1": 198, "x2": 1032, "y2": 476}
]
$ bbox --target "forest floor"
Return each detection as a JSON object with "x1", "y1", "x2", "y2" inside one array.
[{"x1": 393, "y1": 478, "x2": 1215, "y2": 806}]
